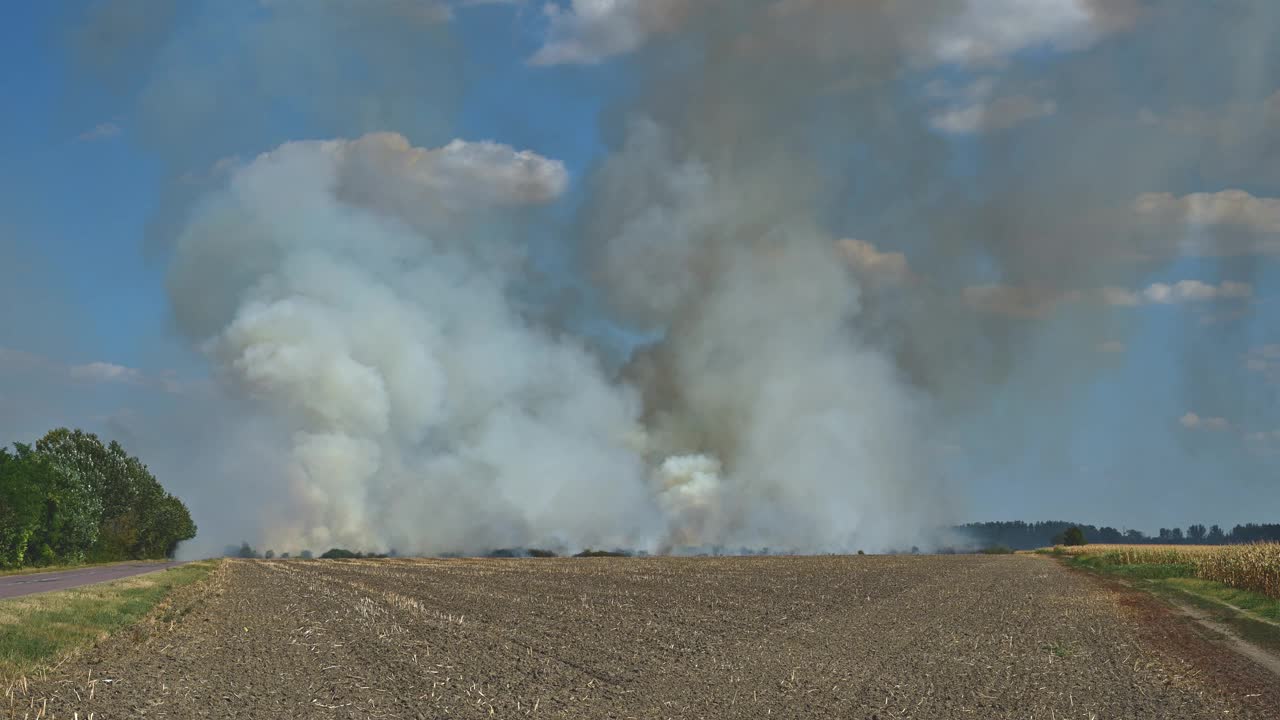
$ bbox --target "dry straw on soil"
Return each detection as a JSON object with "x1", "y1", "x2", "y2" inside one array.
[{"x1": 1057, "y1": 543, "x2": 1280, "y2": 599}]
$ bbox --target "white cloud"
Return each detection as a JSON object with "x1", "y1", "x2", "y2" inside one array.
[
  {"x1": 69, "y1": 361, "x2": 143, "y2": 384},
  {"x1": 963, "y1": 279, "x2": 1251, "y2": 317},
  {"x1": 837, "y1": 238, "x2": 909, "y2": 283},
  {"x1": 923, "y1": 0, "x2": 1136, "y2": 67},
  {"x1": 1135, "y1": 189, "x2": 1280, "y2": 235},
  {"x1": 1, "y1": 346, "x2": 192, "y2": 395},
  {"x1": 961, "y1": 284, "x2": 1079, "y2": 318},
  {"x1": 1132, "y1": 280, "x2": 1253, "y2": 305},
  {"x1": 1134, "y1": 190, "x2": 1280, "y2": 258},
  {"x1": 1245, "y1": 429, "x2": 1280, "y2": 444},
  {"x1": 322, "y1": 132, "x2": 568, "y2": 210},
  {"x1": 1137, "y1": 91, "x2": 1280, "y2": 144},
  {"x1": 0, "y1": 347, "x2": 46, "y2": 373},
  {"x1": 931, "y1": 94, "x2": 1056, "y2": 134},
  {"x1": 1244, "y1": 344, "x2": 1280, "y2": 385},
  {"x1": 529, "y1": 0, "x2": 691, "y2": 66},
  {"x1": 1180, "y1": 412, "x2": 1229, "y2": 431},
  {"x1": 528, "y1": 0, "x2": 1134, "y2": 67},
  {"x1": 76, "y1": 122, "x2": 121, "y2": 142},
  {"x1": 261, "y1": 0, "x2": 453, "y2": 24}
]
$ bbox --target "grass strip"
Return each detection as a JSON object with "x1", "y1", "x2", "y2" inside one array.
[
  {"x1": 0, "y1": 560, "x2": 218, "y2": 680},
  {"x1": 1064, "y1": 554, "x2": 1280, "y2": 654}
]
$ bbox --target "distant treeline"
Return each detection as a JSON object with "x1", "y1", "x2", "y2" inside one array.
[
  {"x1": 224, "y1": 545, "x2": 632, "y2": 560},
  {"x1": 0, "y1": 428, "x2": 197, "y2": 569},
  {"x1": 958, "y1": 521, "x2": 1280, "y2": 550}
]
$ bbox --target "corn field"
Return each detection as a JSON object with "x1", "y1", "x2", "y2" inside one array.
[{"x1": 1056, "y1": 543, "x2": 1280, "y2": 599}]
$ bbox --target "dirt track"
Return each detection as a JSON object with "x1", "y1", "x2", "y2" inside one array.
[{"x1": 7, "y1": 555, "x2": 1277, "y2": 719}]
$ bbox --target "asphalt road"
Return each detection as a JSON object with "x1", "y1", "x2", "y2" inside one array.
[{"x1": 0, "y1": 561, "x2": 185, "y2": 599}]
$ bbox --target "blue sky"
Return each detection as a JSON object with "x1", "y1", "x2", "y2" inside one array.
[{"x1": 1, "y1": 1, "x2": 1277, "y2": 542}]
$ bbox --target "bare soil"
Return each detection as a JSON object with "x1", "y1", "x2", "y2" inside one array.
[{"x1": 6, "y1": 554, "x2": 1276, "y2": 719}]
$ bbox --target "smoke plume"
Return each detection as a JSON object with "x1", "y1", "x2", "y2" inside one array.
[{"x1": 62, "y1": 0, "x2": 1279, "y2": 553}]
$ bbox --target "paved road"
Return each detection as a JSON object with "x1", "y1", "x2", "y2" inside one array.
[{"x1": 0, "y1": 561, "x2": 185, "y2": 600}]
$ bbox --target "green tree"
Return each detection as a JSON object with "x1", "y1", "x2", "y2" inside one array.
[
  {"x1": 1062, "y1": 526, "x2": 1086, "y2": 546},
  {"x1": 15, "y1": 443, "x2": 102, "y2": 565},
  {"x1": 0, "y1": 447, "x2": 49, "y2": 568},
  {"x1": 33, "y1": 428, "x2": 196, "y2": 560}
]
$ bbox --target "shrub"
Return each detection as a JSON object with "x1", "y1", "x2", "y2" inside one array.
[
  {"x1": 320, "y1": 548, "x2": 359, "y2": 559},
  {"x1": 574, "y1": 549, "x2": 630, "y2": 558},
  {"x1": 1063, "y1": 527, "x2": 1086, "y2": 546}
]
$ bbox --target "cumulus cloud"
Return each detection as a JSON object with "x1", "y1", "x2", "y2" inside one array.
[
  {"x1": 965, "y1": 280, "x2": 1253, "y2": 316},
  {"x1": 330, "y1": 133, "x2": 569, "y2": 213},
  {"x1": 961, "y1": 285, "x2": 1078, "y2": 318},
  {"x1": 930, "y1": 94, "x2": 1056, "y2": 134},
  {"x1": 1138, "y1": 91, "x2": 1280, "y2": 140},
  {"x1": 69, "y1": 361, "x2": 143, "y2": 384},
  {"x1": 76, "y1": 122, "x2": 121, "y2": 142},
  {"x1": 1180, "y1": 412, "x2": 1230, "y2": 431},
  {"x1": 529, "y1": 0, "x2": 692, "y2": 65},
  {"x1": 919, "y1": 0, "x2": 1139, "y2": 67},
  {"x1": 837, "y1": 238, "x2": 910, "y2": 284},
  {"x1": 1133, "y1": 190, "x2": 1280, "y2": 256},
  {"x1": 0, "y1": 346, "x2": 195, "y2": 396},
  {"x1": 529, "y1": 0, "x2": 1135, "y2": 67},
  {"x1": 1135, "y1": 190, "x2": 1280, "y2": 235},
  {"x1": 1244, "y1": 344, "x2": 1280, "y2": 385},
  {"x1": 1245, "y1": 429, "x2": 1280, "y2": 445},
  {"x1": 1102, "y1": 280, "x2": 1254, "y2": 306},
  {"x1": 261, "y1": 0, "x2": 454, "y2": 24}
]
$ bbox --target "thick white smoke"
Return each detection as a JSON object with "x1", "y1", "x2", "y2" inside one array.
[
  {"x1": 592, "y1": 120, "x2": 946, "y2": 552},
  {"x1": 169, "y1": 126, "x2": 944, "y2": 554},
  {"x1": 170, "y1": 133, "x2": 664, "y2": 554}
]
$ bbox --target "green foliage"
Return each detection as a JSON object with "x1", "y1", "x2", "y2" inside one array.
[
  {"x1": 573, "y1": 549, "x2": 630, "y2": 557},
  {"x1": 980, "y1": 545, "x2": 1014, "y2": 554},
  {"x1": 0, "y1": 428, "x2": 197, "y2": 570},
  {"x1": 1069, "y1": 555, "x2": 1198, "y2": 579},
  {"x1": 1062, "y1": 526, "x2": 1086, "y2": 546},
  {"x1": 0, "y1": 448, "x2": 47, "y2": 568},
  {"x1": 320, "y1": 548, "x2": 360, "y2": 559}
]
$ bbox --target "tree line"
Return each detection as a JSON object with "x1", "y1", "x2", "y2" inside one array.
[
  {"x1": 0, "y1": 428, "x2": 196, "y2": 569},
  {"x1": 959, "y1": 520, "x2": 1280, "y2": 551}
]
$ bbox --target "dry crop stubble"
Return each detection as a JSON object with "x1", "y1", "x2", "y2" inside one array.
[{"x1": 6, "y1": 555, "x2": 1279, "y2": 719}]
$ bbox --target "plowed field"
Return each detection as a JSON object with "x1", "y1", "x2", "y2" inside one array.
[{"x1": 7, "y1": 555, "x2": 1278, "y2": 719}]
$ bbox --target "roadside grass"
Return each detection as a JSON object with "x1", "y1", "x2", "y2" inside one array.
[
  {"x1": 0, "y1": 559, "x2": 171, "y2": 578},
  {"x1": 1061, "y1": 553, "x2": 1280, "y2": 654},
  {"x1": 0, "y1": 560, "x2": 218, "y2": 680}
]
